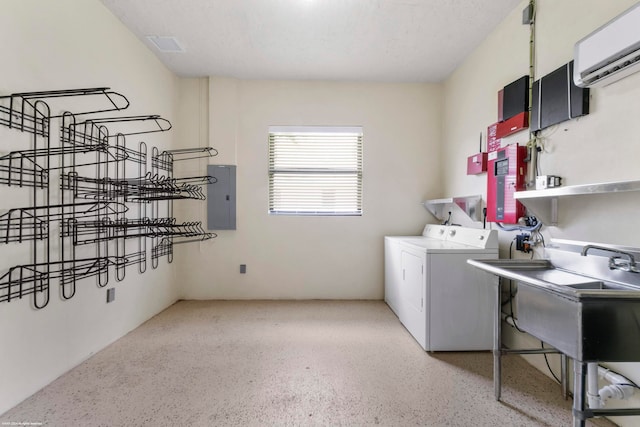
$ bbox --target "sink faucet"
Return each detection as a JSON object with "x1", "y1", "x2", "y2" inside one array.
[{"x1": 581, "y1": 245, "x2": 639, "y2": 273}]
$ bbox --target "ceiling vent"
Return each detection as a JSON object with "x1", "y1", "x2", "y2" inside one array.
[
  {"x1": 574, "y1": 3, "x2": 640, "y2": 88},
  {"x1": 146, "y1": 36, "x2": 185, "y2": 53}
]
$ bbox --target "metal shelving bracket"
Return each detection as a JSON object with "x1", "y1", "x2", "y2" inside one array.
[{"x1": 422, "y1": 195, "x2": 483, "y2": 222}]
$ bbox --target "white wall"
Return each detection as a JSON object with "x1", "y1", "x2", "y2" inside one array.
[
  {"x1": 6, "y1": 0, "x2": 639, "y2": 422},
  {"x1": 443, "y1": 0, "x2": 640, "y2": 235},
  {"x1": 177, "y1": 78, "x2": 442, "y2": 299},
  {"x1": 0, "y1": 0, "x2": 181, "y2": 414},
  {"x1": 442, "y1": 1, "x2": 640, "y2": 425}
]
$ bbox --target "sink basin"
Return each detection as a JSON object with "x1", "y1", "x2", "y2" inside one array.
[
  {"x1": 466, "y1": 258, "x2": 635, "y2": 298},
  {"x1": 467, "y1": 257, "x2": 640, "y2": 362},
  {"x1": 518, "y1": 269, "x2": 602, "y2": 287}
]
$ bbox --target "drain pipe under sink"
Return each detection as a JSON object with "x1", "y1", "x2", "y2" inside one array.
[
  {"x1": 587, "y1": 363, "x2": 601, "y2": 408},
  {"x1": 587, "y1": 363, "x2": 636, "y2": 408}
]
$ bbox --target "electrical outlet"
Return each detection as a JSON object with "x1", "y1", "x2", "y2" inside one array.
[
  {"x1": 106, "y1": 288, "x2": 115, "y2": 303},
  {"x1": 516, "y1": 233, "x2": 532, "y2": 253}
]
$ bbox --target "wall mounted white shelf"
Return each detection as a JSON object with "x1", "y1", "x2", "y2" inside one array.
[
  {"x1": 515, "y1": 179, "x2": 640, "y2": 226},
  {"x1": 423, "y1": 195, "x2": 483, "y2": 222}
]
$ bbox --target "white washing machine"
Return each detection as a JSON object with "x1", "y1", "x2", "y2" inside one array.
[{"x1": 384, "y1": 225, "x2": 498, "y2": 351}]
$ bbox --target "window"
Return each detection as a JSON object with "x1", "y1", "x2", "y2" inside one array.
[{"x1": 268, "y1": 126, "x2": 363, "y2": 216}]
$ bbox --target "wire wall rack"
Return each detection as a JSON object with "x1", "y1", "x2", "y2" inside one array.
[{"x1": 0, "y1": 87, "x2": 217, "y2": 309}]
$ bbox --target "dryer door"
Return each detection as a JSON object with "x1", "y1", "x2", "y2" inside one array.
[{"x1": 400, "y1": 249, "x2": 427, "y2": 350}]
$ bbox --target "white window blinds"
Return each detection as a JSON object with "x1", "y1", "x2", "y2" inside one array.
[{"x1": 268, "y1": 126, "x2": 363, "y2": 216}]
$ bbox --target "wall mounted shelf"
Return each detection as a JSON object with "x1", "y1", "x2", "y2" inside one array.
[
  {"x1": 515, "y1": 179, "x2": 640, "y2": 225},
  {"x1": 423, "y1": 195, "x2": 483, "y2": 222}
]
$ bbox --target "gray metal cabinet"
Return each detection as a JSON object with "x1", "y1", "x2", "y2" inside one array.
[{"x1": 207, "y1": 165, "x2": 236, "y2": 230}]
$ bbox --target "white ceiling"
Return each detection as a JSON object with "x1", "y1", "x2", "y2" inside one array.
[{"x1": 100, "y1": 0, "x2": 523, "y2": 83}]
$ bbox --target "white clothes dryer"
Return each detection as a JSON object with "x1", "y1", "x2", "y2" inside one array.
[{"x1": 384, "y1": 225, "x2": 499, "y2": 351}]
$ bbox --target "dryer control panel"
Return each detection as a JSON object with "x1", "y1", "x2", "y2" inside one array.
[{"x1": 486, "y1": 144, "x2": 527, "y2": 224}]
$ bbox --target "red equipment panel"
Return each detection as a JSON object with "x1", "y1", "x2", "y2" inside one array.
[
  {"x1": 467, "y1": 152, "x2": 488, "y2": 175},
  {"x1": 486, "y1": 144, "x2": 527, "y2": 224},
  {"x1": 496, "y1": 111, "x2": 529, "y2": 139}
]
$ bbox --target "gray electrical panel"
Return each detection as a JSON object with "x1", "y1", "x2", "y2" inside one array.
[{"x1": 207, "y1": 165, "x2": 236, "y2": 230}]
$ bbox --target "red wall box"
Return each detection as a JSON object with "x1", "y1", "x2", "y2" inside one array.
[
  {"x1": 467, "y1": 152, "x2": 488, "y2": 175},
  {"x1": 486, "y1": 144, "x2": 527, "y2": 224},
  {"x1": 496, "y1": 111, "x2": 529, "y2": 139}
]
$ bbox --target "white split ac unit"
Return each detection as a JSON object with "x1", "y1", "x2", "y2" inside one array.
[{"x1": 574, "y1": 3, "x2": 640, "y2": 88}]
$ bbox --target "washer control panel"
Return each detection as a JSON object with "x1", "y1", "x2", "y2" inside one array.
[{"x1": 422, "y1": 224, "x2": 497, "y2": 249}]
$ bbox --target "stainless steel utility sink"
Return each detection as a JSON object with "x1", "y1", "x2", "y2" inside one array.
[
  {"x1": 468, "y1": 239, "x2": 640, "y2": 426},
  {"x1": 467, "y1": 244, "x2": 640, "y2": 362}
]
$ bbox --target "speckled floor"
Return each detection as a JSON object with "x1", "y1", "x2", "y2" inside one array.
[{"x1": 0, "y1": 300, "x2": 616, "y2": 426}]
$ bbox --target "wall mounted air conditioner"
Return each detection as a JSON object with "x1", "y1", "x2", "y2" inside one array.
[{"x1": 574, "y1": 2, "x2": 640, "y2": 88}]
